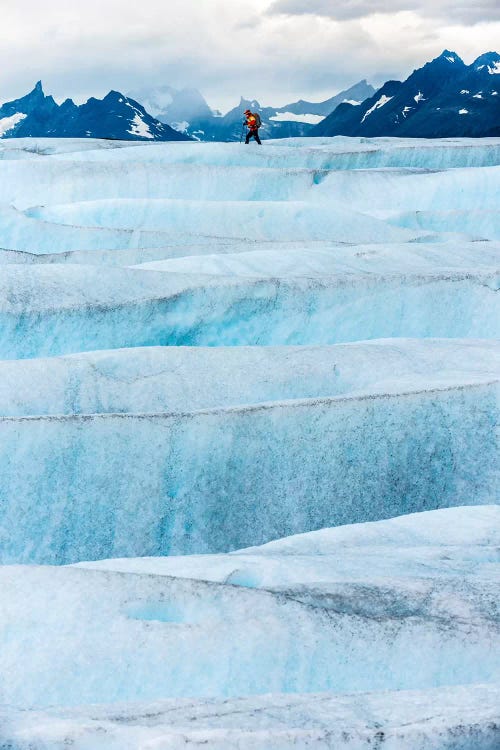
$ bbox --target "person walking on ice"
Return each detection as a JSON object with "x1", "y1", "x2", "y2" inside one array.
[{"x1": 244, "y1": 109, "x2": 262, "y2": 144}]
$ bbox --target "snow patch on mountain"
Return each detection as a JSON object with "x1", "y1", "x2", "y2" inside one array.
[
  {"x1": 361, "y1": 95, "x2": 393, "y2": 123},
  {"x1": 127, "y1": 113, "x2": 154, "y2": 139},
  {"x1": 0, "y1": 112, "x2": 27, "y2": 136},
  {"x1": 269, "y1": 112, "x2": 325, "y2": 124},
  {"x1": 478, "y1": 61, "x2": 500, "y2": 74}
]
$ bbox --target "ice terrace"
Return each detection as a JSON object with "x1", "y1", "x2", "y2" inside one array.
[
  {"x1": 0, "y1": 136, "x2": 498, "y2": 748},
  {"x1": 1, "y1": 507, "x2": 499, "y2": 709},
  {"x1": 2, "y1": 684, "x2": 499, "y2": 749}
]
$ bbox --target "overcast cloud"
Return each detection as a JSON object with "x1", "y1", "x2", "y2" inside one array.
[
  {"x1": 0, "y1": 0, "x2": 498, "y2": 112},
  {"x1": 269, "y1": 0, "x2": 500, "y2": 25}
]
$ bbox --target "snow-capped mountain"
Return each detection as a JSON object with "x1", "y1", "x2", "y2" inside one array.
[
  {"x1": 314, "y1": 50, "x2": 500, "y2": 138},
  {"x1": 0, "y1": 82, "x2": 190, "y2": 141},
  {"x1": 128, "y1": 81, "x2": 375, "y2": 141}
]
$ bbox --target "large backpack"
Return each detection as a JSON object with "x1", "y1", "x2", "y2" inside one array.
[{"x1": 253, "y1": 112, "x2": 262, "y2": 128}]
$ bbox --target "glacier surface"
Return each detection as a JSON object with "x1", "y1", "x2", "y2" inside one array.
[
  {"x1": 0, "y1": 135, "x2": 498, "y2": 748},
  {"x1": 1, "y1": 684, "x2": 499, "y2": 750},
  {"x1": 2, "y1": 507, "x2": 500, "y2": 706},
  {"x1": 1, "y1": 507, "x2": 499, "y2": 747},
  {"x1": 0, "y1": 339, "x2": 497, "y2": 564}
]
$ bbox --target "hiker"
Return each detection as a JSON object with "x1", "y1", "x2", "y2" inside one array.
[{"x1": 244, "y1": 109, "x2": 262, "y2": 144}]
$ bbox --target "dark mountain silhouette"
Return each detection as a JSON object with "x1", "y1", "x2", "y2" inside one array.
[
  {"x1": 313, "y1": 51, "x2": 500, "y2": 138},
  {"x1": 0, "y1": 82, "x2": 191, "y2": 141}
]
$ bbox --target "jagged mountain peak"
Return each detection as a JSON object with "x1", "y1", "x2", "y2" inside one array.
[
  {"x1": 435, "y1": 50, "x2": 464, "y2": 64},
  {"x1": 21, "y1": 80, "x2": 47, "y2": 102},
  {"x1": 21, "y1": 81, "x2": 50, "y2": 105},
  {"x1": 412, "y1": 50, "x2": 465, "y2": 78},
  {"x1": 473, "y1": 51, "x2": 500, "y2": 74},
  {"x1": 313, "y1": 49, "x2": 500, "y2": 138},
  {"x1": 0, "y1": 83, "x2": 190, "y2": 141},
  {"x1": 0, "y1": 80, "x2": 58, "y2": 122},
  {"x1": 474, "y1": 51, "x2": 500, "y2": 64},
  {"x1": 101, "y1": 90, "x2": 134, "y2": 105},
  {"x1": 105, "y1": 89, "x2": 124, "y2": 99},
  {"x1": 59, "y1": 97, "x2": 78, "y2": 112},
  {"x1": 238, "y1": 97, "x2": 261, "y2": 110}
]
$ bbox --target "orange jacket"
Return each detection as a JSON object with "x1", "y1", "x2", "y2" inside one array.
[{"x1": 245, "y1": 113, "x2": 258, "y2": 130}]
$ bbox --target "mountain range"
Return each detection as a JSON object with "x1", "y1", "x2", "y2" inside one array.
[
  {"x1": 1, "y1": 50, "x2": 498, "y2": 142},
  {"x1": 314, "y1": 50, "x2": 500, "y2": 138},
  {"x1": 128, "y1": 80, "x2": 376, "y2": 141},
  {"x1": 0, "y1": 82, "x2": 190, "y2": 141}
]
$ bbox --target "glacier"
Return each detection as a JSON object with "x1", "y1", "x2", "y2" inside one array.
[
  {"x1": 3, "y1": 507, "x2": 500, "y2": 706},
  {"x1": 0, "y1": 340, "x2": 497, "y2": 564},
  {"x1": 0, "y1": 507, "x2": 499, "y2": 747},
  {"x1": 0, "y1": 135, "x2": 498, "y2": 749},
  {"x1": 1, "y1": 685, "x2": 499, "y2": 750}
]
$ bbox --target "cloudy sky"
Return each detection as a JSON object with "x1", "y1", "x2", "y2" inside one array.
[{"x1": 0, "y1": 0, "x2": 498, "y2": 111}]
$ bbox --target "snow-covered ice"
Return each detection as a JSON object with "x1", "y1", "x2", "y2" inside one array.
[
  {"x1": 0, "y1": 135, "x2": 498, "y2": 748},
  {"x1": 0, "y1": 263, "x2": 498, "y2": 358},
  {"x1": 0, "y1": 338, "x2": 497, "y2": 563},
  {"x1": 1, "y1": 684, "x2": 499, "y2": 749},
  {"x1": 2, "y1": 507, "x2": 500, "y2": 705},
  {"x1": 0, "y1": 339, "x2": 497, "y2": 417},
  {"x1": 1, "y1": 507, "x2": 499, "y2": 745},
  {"x1": 78, "y1": 504, "x2": 500, "y2": 589},
  {"x1": 26, "y1": 198, "x2": 419, "y2": 243}
]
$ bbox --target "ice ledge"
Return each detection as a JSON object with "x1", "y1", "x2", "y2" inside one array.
[
  {"x1": 2, "y1": 683, "x2": 499, "y2": 749},
  {"x1": 0, "y1": 378, "x2": 497, "y2": 422}
]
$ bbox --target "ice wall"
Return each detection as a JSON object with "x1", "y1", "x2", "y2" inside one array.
[
  {"x1": 0, "y1": 267, "x2": 498, "y2": 359},
  {"x1": 1, "y1": 159, "x2": 497, "y2": 213},
  {"x1": 34, "y1": 136, "x2": 500, "y2": 170},
  {"x1": 0, "y1": 204, "x2": 177, "y2": 254},
  {"x1": 0, "y1": 380, "x2": 496, "y2": 564},
  {"x1": 390, "y1": 208, "x2": 500, "y2": 240},
  {"x1": 25, "y1": 198, "x2": 419, "y2": 243}
]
